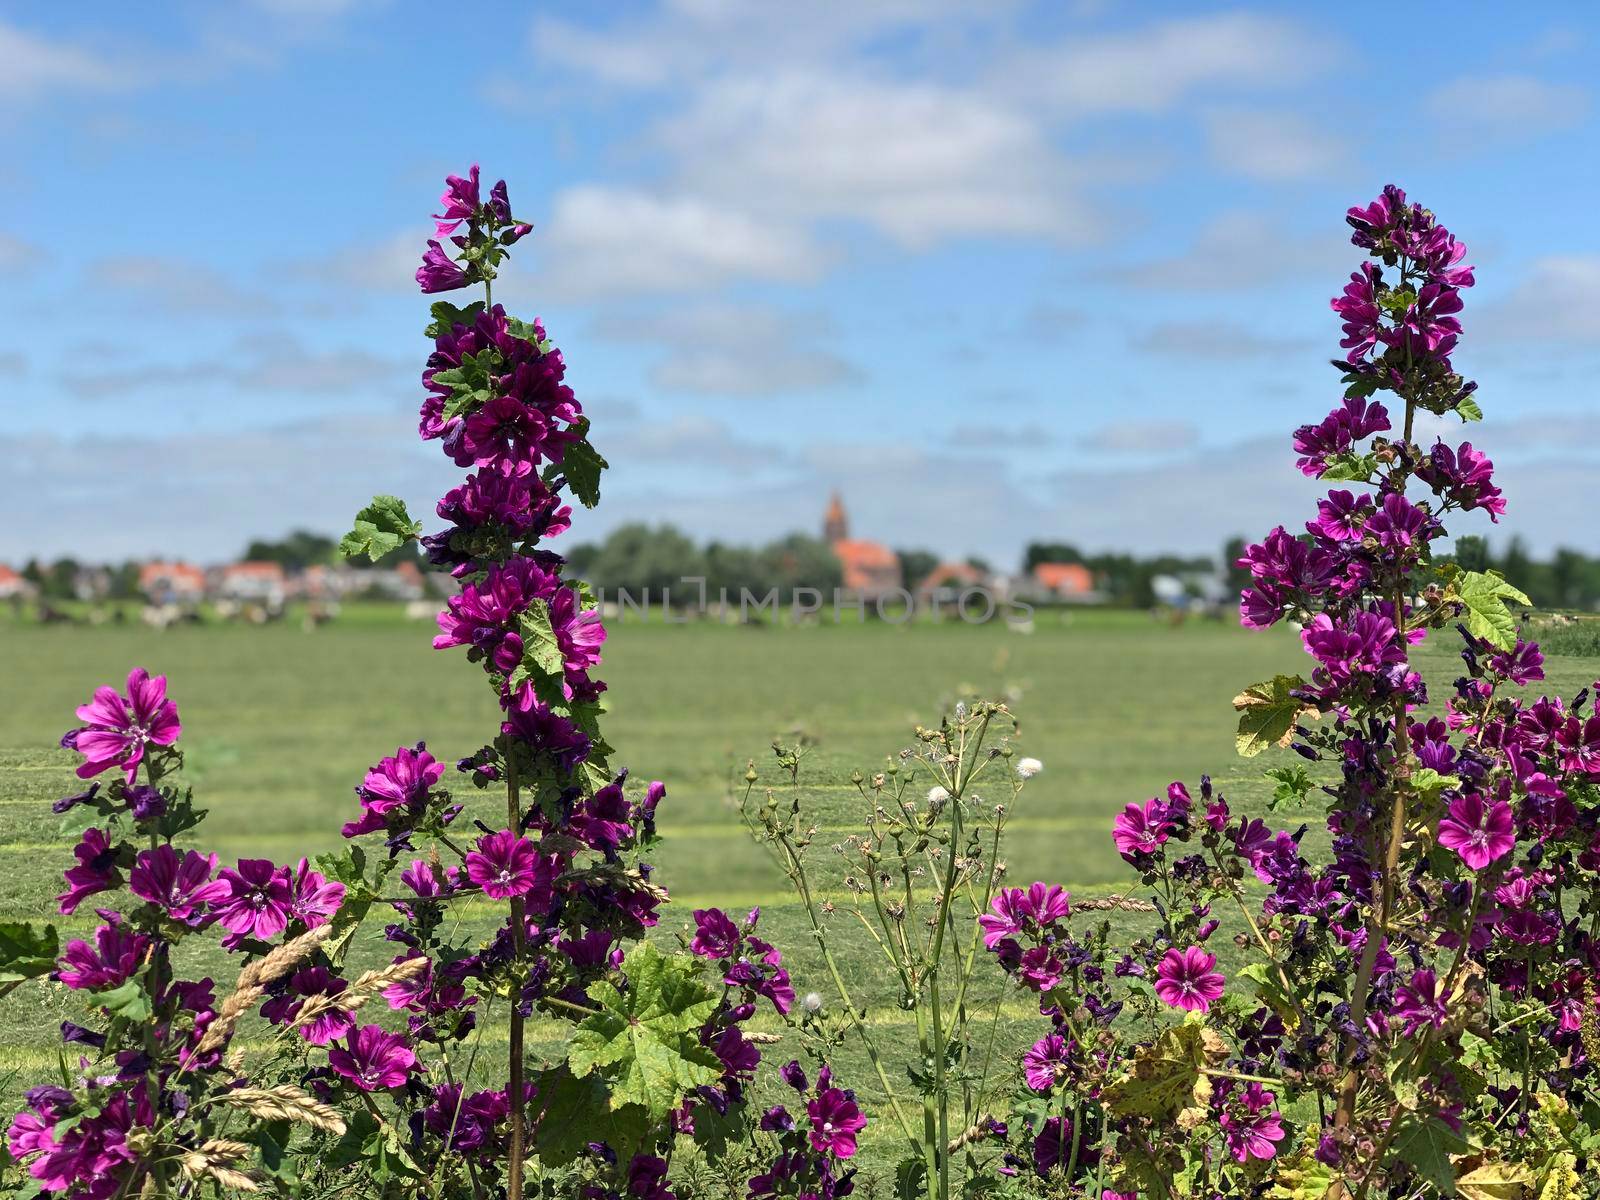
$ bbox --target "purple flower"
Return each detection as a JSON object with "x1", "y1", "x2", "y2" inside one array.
[
  {"x1": 1220, "y1": 1083, "x2": 1286, "y2": 1162},
  {"x1": 57, "y1": 827, "x2": 119, "y2": 915},
  {"x1": 1391, "y1": 968, "x2": 1449, "y2": 1037},
  {"x1": 501, "y1": 692, "x2": 592, "y2": 772},
  {"x1": 1490, "y1": 639, "x2": 1543, "y2": 686},
  {"x1": 1331, "y1": 262, "x2": 1383, "y2": 362},
  {"x1": 261, "y1": 966, "x2": 354, "y2": 1045},
  {"x1": 1307, "y1": 490, "x2": 1374, "y2": 543},
  {"x1": 978, "y1": 883, "x2": 1070, "y2": 949},
  {"x1": 286, "y1": 858, "x2": 345, "y2": 927},
  {"x1": 1436, "y1": 792, "x2": 1514, "y2": 871},
  {"x1": 1301, "y1": 610, "x2": 1402, "y2": 687},
  {"x1": 1112, "y1": 799, "x2": 1170, "y2": 859},
  {"x1": 1291, "y1": 397, "x2": 1390, "y2": 478},
  {"x1": 433, "y1": 164, "x2": 481, "y2": 237},
  {"x1": 1153, "y1": 946, "x2": 1225, "y2": 1013},
  {"x1": 128, "y1": 845, "x2": 229, "y2": 924},
  {"x1": 416, "y1": 239, "x2": 469, "y2": 293},
  {"x1": 1417, "y1": 441, "x2": 1505, "y2": 522},
  {"x1": 214, "y1": 859, "x2": 295, "y2": 946},
  {"x1": 328, "y1": 1024, "x2": 416, "y2": 1090},
  {"x1": 691, "y1": 908, "x2": 741, "y2": 958},
  {"x1": 1022, "y1": 1033, "x2": 1069, "y2": 1091},
  {"x1": 464, "y1": 829, "x2": 552, "y2": 903},
  {"x1": 1031, "y1": 1116, "x2": 1075, "y2": 1176},
  {"x1": 806, "y1": 1087, "x2": 866, "y2": 1158},
  {"x1": 344, "y1": 743, "x2": 445, "y2": 838},
  {"x1": 56, "y1": 922, "x2": 150, "y2": 991},
  {"x1": 1366, "y1": 492, "x2": 1434, "y2": 552},
  {"x1": 68, "y1": 668, "x2": 181, "y2": 782}
]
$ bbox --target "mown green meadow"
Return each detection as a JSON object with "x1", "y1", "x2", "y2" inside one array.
[{"x1": 2, "y1": 608, "x2": 1593, "y2": 1156}]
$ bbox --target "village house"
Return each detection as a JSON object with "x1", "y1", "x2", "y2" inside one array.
[{"x1": 823, "y1": 493, "x2": 903, "y2": 599}]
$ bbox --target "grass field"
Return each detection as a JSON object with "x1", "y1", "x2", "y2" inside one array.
[{"x1": 3, "y1": 608, "x2": 1594, "y2": 1159}]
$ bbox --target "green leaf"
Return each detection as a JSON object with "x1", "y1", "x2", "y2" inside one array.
[
  {"x1": 1236, "y1": 962, "x2": 1299, "y2": 1029},
  {"x1": 529, "y1": 1066, "x2": 650, "y2": 1166},
  {"x1": 1100, "y1": 1019, "x2": 1228, "y2": 1119},
  {"x1": 1454, "y1": 570, "x2": 1532, "y2": 652},
  {"x1": 561, "y1": 430, "x2": 608, "y2": 509},
  {"x1": 1264, "y1": 764, "x2": 1315, "y2": 811},
  {"x1": 1456, "y1": 1159, "x2": 1535, "y2": 1200},
  {"x1": 424, "y1": 300, "x2": 485, "y2": 339},
  {"x1": 1456, "y1": 395, "x2": 1483, "y2": 422},
  {"x1": 340, "y1": 495, "x2": 422, "y2": 562},
  {"x1": 92, "y1": 979, "x2": 151, "y2": 1022},
  {"x1": 1392, "y1": 1116, "x2": 1468, "y2": 1194},
  {"x1": 567, "y1": 942, "x2": 721, "y2": 1119},
  {"x1": 1410, "y1": 768, "x2": 1460, "y2": 801},
  {"x1": 1320, "y1": 451, "x2": 1378, "y2": 482},
  {"x1": 0, "y1": 921, "x2": 58, "y2": 983},
  {"x1": 1233, "y1": 675, "x2": 1313, "y2": 758}
]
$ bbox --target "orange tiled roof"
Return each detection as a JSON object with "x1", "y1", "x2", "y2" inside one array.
[
  {"x1": 1033, "y1": 562, "x2": 1093, "y2": 594},
  {"x1": 832, "y1": 539, "x2": 897, "y2": 568},
  {"x1": 223, "y1": 561, "x2": 286, "y2": 579}
]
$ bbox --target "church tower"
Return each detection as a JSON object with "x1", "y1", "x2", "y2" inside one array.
[{"x1": 823, "y1": 492, "x2": 848, "y2": 543}]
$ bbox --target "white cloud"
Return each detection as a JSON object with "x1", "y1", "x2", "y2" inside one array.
[
  {"x1": 1426, "y1": 75, "x2": 1589, "y2": 144},
  {"x1": 1120, "y1": 209, "x2": 1349, "y2": 290},
  {"x1": 1204, "y1": 110, "x2": 1351, "y2": 182},
  {"x1": 659, "y1": 71, "x2": 1104, "y2": 247},
  {"x1": 1132, "y1": 320, "x2": 1312, "y2": 360},
  {"x1": 1479, "y1": 256, "x2": 1600, "y2": 344},
  {"x1": 997, "y1": 13, "x2": 1338, "y2": 115},
  {"x1": 86, "y1": 255, "x2": 280, "y2": 316},
  {"x1": 1079, "y1": 420, "x2": 1200, "y2": 454},
  {"x1": 0, "y1": 20, "x2": 135, "y2": 100},
  {"x1": 589, "y1": 303, "x2": 862, "y2": 397},
  {"x1": 539, "y1": 187, "x2": 827, "y2": 299}
]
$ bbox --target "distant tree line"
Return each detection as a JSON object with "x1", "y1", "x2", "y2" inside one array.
[
  {"x1": 564, "y1": 524, "x2": 843, "y2": 605},
  {"x1": 1025, "y1": 541, "x2": 1215, "y2": 608}
]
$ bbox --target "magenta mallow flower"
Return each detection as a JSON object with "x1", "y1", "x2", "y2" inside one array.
[
  {"x1": 287, "y1": 858, "x2": 345, "y2": 927},
  {"x1": 1291, "y1": 396, "x2": 1389, "y2": 478},
  {"x1": 128, "y1": 845, "x2": 230, "y2": 924},
  {"x1": 328, "y1": 1024, "x2": 416, "y2": 1090},
  {"x1": 1307, "y1": 490, "x2": 1374, "y2": 543},
  {"x1": 433, "y1": 556, "x2": 561, "y2": 672},
  {"x1": 1153, "y1": 946, "x2": 1225, "y2": 1013},
  {"x1": 17, "y1": 1088, "x2": 138, "y2": 1192},
  {"x1": 1366, "y1": 492, "x2": 1434, "y2": 553},
  {"x1": 691, "y1": 908, "x2": 741, "y2": 959},
  {"x1": 1022, "y1": 1033, "x2": 1069, "y2": 1091},
  {"x1": 417, "y1": 239, "x2": 469, "y2": 293},
  {"x1": 57, "y1": 827, "x2": 120, "y2": 915},
  {"x1": 1113, "y1": 798, "x2": 1171, "y2": 859},
  {"x1": 68, "y1": 668, "x2": 181, "y2": 782},
  {"x1": 464, "y1": 829, "x2": 552, "y2": 902},
  {"x1": 1436, "y1": 792, "x2": 1514, "y2": 871},
  {"x1": 433, "y1": 164, "x2": 481, "y2": 237},
  {"x1": 978, "y1": 883, "x2": 1070, "y2": 949},
  {"x1": 344, "y1": 743, "x2": 445, "y2": 838},
  {"x1": 1220, "y1": 1083, "x2": 1286, "y2": 1163},
  {"x1": 1391, "y1": 968, "x2": 1449, "y2": 1037},
  {"x1": 56, "y1": 922, "x2": 150, "y2": 991},
  {"x1": 806, "y1": 1087, "x2": 866, "y2": 1158},
  {"x1": 1301, "y1": 610, "x2": 1402, "y2": 687},
  {"x1": 1331, "y1": 262, "x2": 1382, "y2": 363},
  {"x1": 261, "y1": 966, "x2": 354, "y2": 1045},
  {"x1": 1417, "y1": 441, "x2": 1505, "y2": 522},
  {"x1": 214, "y1": 859, "x2": 295, "y2": 946}
]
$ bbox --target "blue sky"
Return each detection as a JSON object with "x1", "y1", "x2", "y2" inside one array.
[{"x1": 5, "y1": 1, "x2": 1599, "y2": 568}]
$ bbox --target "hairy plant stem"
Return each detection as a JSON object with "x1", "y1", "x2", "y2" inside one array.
[
  {"x1": 504, "y1": 752, "x2": 527, "y2": 1200},
  {"x1": 1334, "y1": 285, "x2": 1418, "y2": 1169}
]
